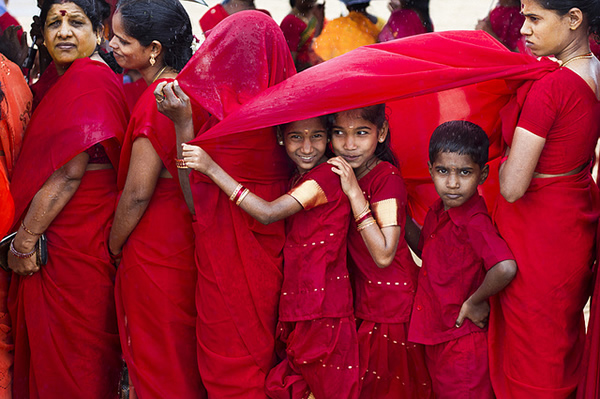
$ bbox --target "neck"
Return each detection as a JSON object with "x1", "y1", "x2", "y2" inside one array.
[
  {"x1": 141, "y1": 64, "x2": 175, "y2": 85},
  {"x1": 555, "y1": 36, "x2": 591, "y2": 62}
]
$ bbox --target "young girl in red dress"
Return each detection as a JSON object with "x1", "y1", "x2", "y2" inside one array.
[
  {"x1": 327, "y1": 104, "x2": 432, "y2": 399},
  {"x1": 180, "y1": 116, "x2": 359, "y2": 399}
]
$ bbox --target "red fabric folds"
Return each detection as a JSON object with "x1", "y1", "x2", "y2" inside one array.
[
  {"x1": 0, "y1": 166, "x2": 12, "y2": 238},
  {"x1": 116, "y1": 83, "x2": 205, "y2": 397},
  {"x1": 188, "y1": 31, "x2": 557, "y2": 223},
  {"x1": 9, "y1": 170, "x2": 122, "y2": 398},
  {"x1": 175, "y1": 11, "x2": 296, "y2": 397},
  {"x1": 11, "y1": 58, "x2": 127, "y2": 223}
]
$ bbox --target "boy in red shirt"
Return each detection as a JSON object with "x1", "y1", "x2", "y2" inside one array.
[{"x1": 407, "y1": 120, "x2": 517, "y2": 398}]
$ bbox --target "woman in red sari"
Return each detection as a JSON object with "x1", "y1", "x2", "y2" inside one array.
[
  {"x1": 156, "y1": 11, "x2": 296, "y2": 398},
  {"x1": 489, "y1": 1, "x2": 600, "y2": 398},
  {"x1": 7, "y1": 0, "x2": 128, "y2": 397},
  {"x1": 108, "y1": 0, "x2": 205, "y2": 397}
]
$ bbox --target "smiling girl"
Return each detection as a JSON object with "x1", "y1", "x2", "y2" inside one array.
[
  {"x1": 327, "y1": 105, "x2": 432, "y2": 399},
  {"x1": 180, "y1": 116, "x2": 360, "y2": 399}
]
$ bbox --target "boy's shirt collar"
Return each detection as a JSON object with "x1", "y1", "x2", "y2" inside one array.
[{"x1": 431, "y1": 192, "x2": 487, "y2": 227}]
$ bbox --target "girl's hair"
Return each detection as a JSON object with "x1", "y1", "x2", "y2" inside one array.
[
  {"x1": 535, "y1": 0, "x2": 600, "y2": 39},
  {"x1": 116, "y1": 0, "x2": 193, "y2": 71},
  {"x1": 346, "y1": 2, "x2": 370, "y2": 13},
  {"x1": 329, "y1": 104, "x2": 399, "y2": 167},
  {"x1": 40, "y1": 0, "x2": 122, "y2": 73}
]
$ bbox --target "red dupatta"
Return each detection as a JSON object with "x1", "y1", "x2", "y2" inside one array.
[
  {"x1": 0, "y1": 167, "x2": 12, "y2": 237},
  {"x1": 11, "y1": 58, "x2": 128, "y2": 224},
  {"x1": 188, "y1": 30, "x2": 557, "y2": 223}
]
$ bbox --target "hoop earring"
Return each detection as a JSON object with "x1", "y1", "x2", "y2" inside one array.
[{"x1": 149, "y1": 54, "x2": 156, "y2": 66}]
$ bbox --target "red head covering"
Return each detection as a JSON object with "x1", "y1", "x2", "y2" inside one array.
[{"x1": 178, "y1": 10, "x2": 296, "y2": 121}]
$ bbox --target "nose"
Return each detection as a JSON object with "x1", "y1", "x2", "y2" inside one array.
[
  {"x1": 520, "y1": 20, "x2": 531, "y2": 36},
  {"x1": 447, "y1": 172, "x2": 459, "y2": 188},
  {"x1": 344, "y1": 134, "x2": 357, "y2": 150},
  {"x1": 58, "y1": 21, "x2": 71, "y2": 38},
  {"x1": 301, "y1": 137, "x2": 312, "y2": 154},
  {"x1": 108, "y1": 36, "x2": 118, "y2": 50}
]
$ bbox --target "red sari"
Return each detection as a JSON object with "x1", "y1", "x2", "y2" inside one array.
[
  {"x1": 176, "y1": 11, "x2": 296, "y2": 398},
  {"x1": 490, "y1": 68, "x2": 600, "y2": 399},
  {"x1": 8, "y1": 58, "x2": 128, "y2": 398},
  {"x1": 115, "y1": 80, "x2": 205, "y2": 398}
]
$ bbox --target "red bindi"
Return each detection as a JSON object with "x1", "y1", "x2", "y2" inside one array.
[{"x1": 60, "y1": 10, "x2": 67, "y2": 16}]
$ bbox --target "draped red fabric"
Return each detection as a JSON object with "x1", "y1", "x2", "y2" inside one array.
[
  {"x1": 175, "y1": 11, "x2": 296, "y2": 397},
  {"x1": 115, "y1": 83, "x2": 206, "y2": 398},
  {"x1": 189, "y1": 31, "x2": 556, "y2": 224},
  {"x1": 0, "y1": 152, "x2": 12, "y2": 238},
  {"x1": 11, "y1": 58, "x2": 127, "y2": 224},
  {"x1": 7, "y1": 59, "x2": 128, "y2": 398}
]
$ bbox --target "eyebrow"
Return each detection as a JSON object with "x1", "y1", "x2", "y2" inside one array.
[{"x1": 332, "y1": 125, "x2": 372, "y2": 130}]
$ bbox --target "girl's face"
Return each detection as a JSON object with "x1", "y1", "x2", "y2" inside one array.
[
  {"x1": 280, "y1": 117, "x2": 328, "y2": 174},
  {"x1": 520, "y1": 0, "x2": 577, "y2": 58},
  {"x1": 331, "y1": 109, "x2": 388, "y2": 177},
  {"x1": 109, "y1": 11, "x2": 155, "y2": 71}
]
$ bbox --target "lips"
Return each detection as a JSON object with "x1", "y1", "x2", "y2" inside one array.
[
  {"x1": 56, "y1": 42, "x2": 76, "y2": 50},
  {"x1": 342, "y1": 155, "x2": 360, "y2": 162}
]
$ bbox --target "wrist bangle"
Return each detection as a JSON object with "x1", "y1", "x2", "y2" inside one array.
[
  {"x1": 357, "y1": 216, "x2": 377, "y2": 231},
  {"x1": 10, "y1": 239, "x2": 36, "y2": 259},
  {"x1": 229, "y1": 184, "x2": 243, "y2": 202},
  {"x1": 236, "y1": 188, "x2": 250, "y2": 206},
  {"x1": 175, "y1": 158, "x2": 188, "y2": 169},
  {"x1": 355, "y1": 210, "x2": 373, "y2": 226},
  {"x1": 21, "y1": 220, "x2": 42, "y2": 237},
  {"x1": 354, "y1": 202, "x2": 370, "y2": 222}
]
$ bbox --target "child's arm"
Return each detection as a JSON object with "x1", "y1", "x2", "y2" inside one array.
[
  {"x1": 404, "y1": 215, "x2": 422, "y2": 257},
  {"x1": 455, "y1": 259, "x2": 517, "y2": 328},
  {"x1": 328, "y1": 157, "x2": 399, "y2": 268},
  {"x1": 182, "y1": 143, "x2": 303, "y2": 224}
]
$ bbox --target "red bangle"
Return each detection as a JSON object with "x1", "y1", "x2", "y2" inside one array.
[{"x1": 355, "y1": 211, "x2": 373, "y2": 226}]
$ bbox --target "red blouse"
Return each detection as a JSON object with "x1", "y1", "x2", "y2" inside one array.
[
  {"x1": 517, "y1": 67, "x2": 600, "y2": 174},
  {"x1": 408, "y1": 194, "x2": 514, "y2": 345},
  {"x1": 348, "y1": 162, "x2": 419, "y2": 324},
  {"x1": 279, "y1": 162, "x2": 353, "y2": 322}
]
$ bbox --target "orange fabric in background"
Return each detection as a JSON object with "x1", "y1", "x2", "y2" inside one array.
[{"x1": 312, "y1": 12, "x2": 380, "y2": 61}]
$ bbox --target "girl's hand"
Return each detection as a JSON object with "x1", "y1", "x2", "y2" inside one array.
[
  {"x1": 182, "y1": 143, "x2": 214, "y2": 174},
  {"x1": 328, "y1": 156, "x2": 361, "y2": 197},
  {"x1": 8, "y1": 241, "x2": 40, "y2": 276},
  {"x1": 155, "y1": 80, "x2": 192, "y2": 126},
  {"x1": 455, "y1": 297, "x2": 490, "y2": 329}
]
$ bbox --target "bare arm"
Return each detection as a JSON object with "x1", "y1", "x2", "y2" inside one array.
[
  {"x1": 183, "y1": 143, "x2": 303, "y2": 224},
  {"x1": 499, "y1": 127, "x2": 545, "y2": 203},
  {"x1": 404, "y1": 216, "x2": 422, "y2": 257},
  {"x1": 155, "y1": 80, "x2": 195, "y2": 214},
  {"x1": 8, "y1": 152, "x2": 89, "y2": 275},
  {"x1": 109, "y1": 138, "x2": 162, "y2": 256},
  {"x1": 328, "y1": 157, "x2": 399, "y2": 268},
  {"x1": 455, "y1": 259, "x2": 517, "y2": 328}
]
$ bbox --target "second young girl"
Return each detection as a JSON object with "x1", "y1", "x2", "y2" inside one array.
[
  {"x1": 327, "y1": 104, "x2": 433, "y2": 399},
  {"x1": 181, "y1": 115, "x2": 359, "y2": 399}
]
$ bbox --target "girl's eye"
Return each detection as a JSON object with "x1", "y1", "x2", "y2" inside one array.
[
  {"x1": 460, "y1": 170, "x2": 472, "y2": 176},
  {"x1": 332, "y1": 130, "x2": 343, "y2": 135},
  {"x1": 289, "y1": 134, "x2": 302, "y2": 140},
  {"x1": 357, "y1": 130, "x2": 368, "y2": 135}
]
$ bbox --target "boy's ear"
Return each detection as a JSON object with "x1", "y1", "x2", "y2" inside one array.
[
  {"x1": 378, "y1": 121, "x2": 389, "y2": 143},
  {"x1": 427, "y1": 161, "x2": 433, "y2": 177},
  {"x1": 479, "y1": 164, "x2": 489, "y2": 185}
]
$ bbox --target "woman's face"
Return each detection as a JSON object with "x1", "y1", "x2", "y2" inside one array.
[
  {"x1": 109, "y1": 11, "x2": 154, "y2": 71},
  {"x1": 43, "y1": 2, "x2": 99, "y2": 72},
  {"x1": 520, "y1": 0, "x2": 575, "y2": 57}
]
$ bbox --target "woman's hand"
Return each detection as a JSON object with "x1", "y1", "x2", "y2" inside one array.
[
  {"x1": 155, "y1": 80, "x2": 192, "y2": 126},
  {"x1": 182, "y1": 143, "x2": 215, "y2": 175},
  {"x1": 8, "y1": 238, "x2": 40, "y2": 276},
  {"x1": 328, "y1": 156, "x2": 361, "y2": 197}
]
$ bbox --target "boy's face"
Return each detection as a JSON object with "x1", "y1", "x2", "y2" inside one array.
[{"x1": 428, "y1": 151, "x2": 488, "y2": 211}]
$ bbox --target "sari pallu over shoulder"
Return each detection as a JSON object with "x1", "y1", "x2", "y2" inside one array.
[{"x1": 11, "y1": 58, "x2": 128, "y2": 224}]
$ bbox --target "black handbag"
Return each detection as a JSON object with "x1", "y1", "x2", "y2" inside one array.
[{"x1": 0, "y1": 232, "x2": 48, "y2": 272}]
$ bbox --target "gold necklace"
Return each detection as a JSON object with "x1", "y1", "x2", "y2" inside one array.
[
  {"x1": 561, "y1": 52, "x2": 594, "y2": 68},
  {"x1": 152, "y1": 66, "x2": 168, "y2": 83}
]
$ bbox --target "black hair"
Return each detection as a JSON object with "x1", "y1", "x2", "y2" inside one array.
[
  {"x1": 329, "y1": 104, "x2": 399, "y2": 167},
  {"x1": 290, "y1": 0, "x2": 295, "y2": 7},
  {"x1": 534, "y1": 0, "x2": 600, "y2": 40},
  {"x1": 116, "y1": 0, "x2": 193, "y2": 71},
  {"x1": 428, "y1": 120, "x2": 489, "y2": 168},
  {"x1": 346, "y1": 2, "x2": 370, "y2": 12},
  {"x1": 402, "y1": 0, "x2": 433, "y2": 32},
  {"x1": 40, "y1": 0, "x2": 122, "y2": 72}
]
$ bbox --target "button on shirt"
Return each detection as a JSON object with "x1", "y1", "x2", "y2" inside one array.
[{"x1": 408, "y1": 194, "x2": 514, "y2": 345}]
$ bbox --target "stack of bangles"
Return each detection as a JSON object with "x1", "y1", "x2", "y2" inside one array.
[
  {"x1": 175, "y1": 158, "x2": 188, "y2": 169},
  {"x1": 229, "y1": 183, "x2": 250, "y2": 206},
  {"x1": 355, "y1": 202, "x2": 377, "y2": 231},
  {"x1": 10, "y1": 239, "x2": 35, "y2": 259}
]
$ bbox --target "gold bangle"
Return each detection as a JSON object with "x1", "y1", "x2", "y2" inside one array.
[
  {"x1": 236, "y1": 188, "x2": 250, "y2": 206},
  {"x1": 229, "y1": 184, "x2": 243, "y2": 202},
  {"x1": 21, "y1": 220, "x2": 42, "y2": 236},
  {"x1": 175, "y1": 158, "x2": 188, "y2": 169},
  {"x1": 354, "y1": 202, "x2": 370, "y2": 222},
  {"x1": 357, "y1": 217, "x2": 377, "y2": 231}
]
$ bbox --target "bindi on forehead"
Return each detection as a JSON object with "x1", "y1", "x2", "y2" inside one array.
[{"x1": 60, "y1": 10, "x2": 67, "y2": 16}]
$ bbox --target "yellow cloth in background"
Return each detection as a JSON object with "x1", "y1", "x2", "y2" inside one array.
[{"x1": 312, "y1": 12, "x2": 381, "y2": 61}]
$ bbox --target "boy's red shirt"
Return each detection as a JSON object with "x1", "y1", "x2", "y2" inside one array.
[{"x1": 408, "y1": 193, "x2": 514, "y2": 345}]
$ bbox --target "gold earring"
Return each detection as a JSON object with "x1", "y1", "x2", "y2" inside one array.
[
  {"x1": 149, "y1": 54, "x2": 156, "y2": 66},
  {"x1": 96, "y1": 36, "x2": 102, "y2": 46},
  {"x1": 278, "y1": 140, "x2": 284, "y2": 146}
]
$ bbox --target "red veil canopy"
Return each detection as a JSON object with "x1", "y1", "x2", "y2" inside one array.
[{"x1": 187, "y1": 30, "x2": 557, "y2": 223}]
